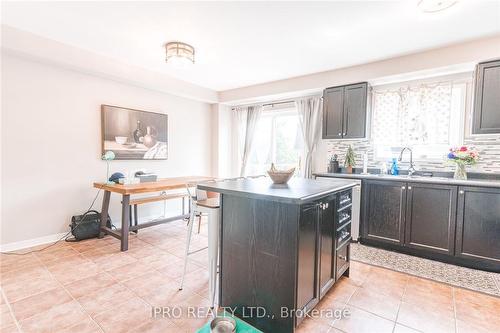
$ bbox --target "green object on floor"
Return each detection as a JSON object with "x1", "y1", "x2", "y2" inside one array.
[{"x1": 196, "y1": 312, "x2": 263, "y2": 333}]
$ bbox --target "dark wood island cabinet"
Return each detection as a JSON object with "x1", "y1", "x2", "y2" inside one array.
[{"x1": 199, "y1": 177, "x2": 356, "y2": 333}]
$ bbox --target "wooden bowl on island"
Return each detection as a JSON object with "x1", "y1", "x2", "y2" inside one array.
[{"x1": 267, "y1": 163, "x2": 295, "y2": 184}]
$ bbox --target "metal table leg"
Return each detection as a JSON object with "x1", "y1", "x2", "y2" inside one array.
[
  {"x1": 121, "y1": 194, "x2": 130, "y2": 251},
  {"x1": 99, "y1": 190, "x2": 111, "y2": 238}
]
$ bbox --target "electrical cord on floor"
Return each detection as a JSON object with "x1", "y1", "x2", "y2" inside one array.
[{"x1": 0, "y1": 188, "x2": 103, "y2": 256}]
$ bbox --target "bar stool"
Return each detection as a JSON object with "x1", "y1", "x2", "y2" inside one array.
[
  {"x1": 179, "y1": 180, "x2": 222, "y2": 308},
  {"x1": 178, "y1": 176, "x2": 261, "y2": 307}
]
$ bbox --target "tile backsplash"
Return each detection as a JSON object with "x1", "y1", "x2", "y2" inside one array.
[{"x1": 323, "y1": 135, "x2": 500, "y2": 174}]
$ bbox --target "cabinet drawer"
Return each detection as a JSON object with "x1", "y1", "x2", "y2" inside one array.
[
  {"x1": 338, "y1": 190, "x2": 352, "y2": 208},
  {"x1": 338, "y1": 206, "x2": 351, "y2": 226},
  {"x1": 337, "y1": 222, "x2": 351, "y2": 245},
  {"x1": 336, "y1": 242, "x2": 350, "y2": 280}
]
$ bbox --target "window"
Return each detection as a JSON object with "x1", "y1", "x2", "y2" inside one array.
[
  {"x1": 244, "y1": 107, "x2": 303, "y2": 176},
  {"x1": 371, "y1": 79, "x2": 468, "y2": 160}
]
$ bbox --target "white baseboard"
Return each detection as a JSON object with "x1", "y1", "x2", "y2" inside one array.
[
  {"x1": 0, "y1": 232, "x2": 68, "y2": 252},
  {"x1": 0, "y1": 209, "x2": 185, "y2": 252}
]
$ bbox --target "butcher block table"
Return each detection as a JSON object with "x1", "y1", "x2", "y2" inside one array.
[{"x1": 94, "y1": 176, "x2": 213, "y2": 251}]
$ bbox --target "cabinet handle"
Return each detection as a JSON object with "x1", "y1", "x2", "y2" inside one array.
[
  {"x1": 338, "y1": 255, "x2": 347, "y2": 261},
  {"x1": 343, "y1": 132, "x2": 346, "y2": 136},
  {"x1": 459, "y1": 190, "x2": 464, "y2": 194},
  {"x1": 325, "y1": 203, "x2": 329, "y2": 209},
  {"x1": 408, "y1": 186, "x2": 412, "y2": 190},
  {"x1": 401, "y1": 186, "x2": 406, "y2": 190},
  {"x1": 338, "y1": 132, "x2": 342, "y2": 136}
]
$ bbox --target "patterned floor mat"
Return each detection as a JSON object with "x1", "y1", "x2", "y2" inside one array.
[{"x1": 351, "y1": 242, "x2": 500, "y2": 296}]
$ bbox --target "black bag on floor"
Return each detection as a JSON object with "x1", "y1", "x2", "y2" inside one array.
[{"x1": 69, "y1": 210, "x2": 112, "y2": 241}]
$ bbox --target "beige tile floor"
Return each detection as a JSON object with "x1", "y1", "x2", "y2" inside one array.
[{"x1": 1, "y1": 219, "x2": 499, "y2": 333}]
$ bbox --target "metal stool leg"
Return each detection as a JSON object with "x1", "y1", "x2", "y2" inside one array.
[
  {"x1": 197, "y1": 214, "x2": 202, "y2": 234},
  {"x1": 179, "y1": 209, "x2": 196, "y2": 290}
]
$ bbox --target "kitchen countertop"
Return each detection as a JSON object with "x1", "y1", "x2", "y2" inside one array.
[
  {"x1": 198, "y1": 177, "x2": 357, "y2": 204},
  {"x1": 314, "y1": 172, "x2": 500, "y2": 188}
]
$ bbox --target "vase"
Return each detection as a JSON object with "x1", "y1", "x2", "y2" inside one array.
[
  {"x1": 133, "y1": 120, "x2": 144, "y2": 143},
  {"x1": 346, "y1": 166, "x2": 353, "y2": 174},
  {"x1": 454, "y1": 163, "x2": 467, "y2": 180},
  {"x1": 142, "y1": 126, "x2": 157, "y2": 148},
  {"x1": 328, "y1": 161, "x2": 339, "y2": 173}
]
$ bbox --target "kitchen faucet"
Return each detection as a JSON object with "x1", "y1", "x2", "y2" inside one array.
[{"x1": 398, "y1": 147, "x2": 416, "y2": 176}]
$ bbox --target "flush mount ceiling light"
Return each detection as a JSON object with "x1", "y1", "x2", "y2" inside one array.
[
  {"x1": 418, "y1": 0, "x2": 458, "y2": 13},
  {"x1": 164, "y1": 41, "x2": 195, "y2": 65}
]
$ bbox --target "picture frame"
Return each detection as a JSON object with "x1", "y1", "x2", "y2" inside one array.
[{"x1": 101, "y1": 104, "x2": 168, "y2": 160}]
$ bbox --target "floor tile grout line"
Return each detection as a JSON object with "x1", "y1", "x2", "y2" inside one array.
[
  {"x1": 106, "y1": 240, "x2": 209, "y2": 330},
  {"x1": 343, "y1": 302, "x2": 396, "y2": 324},
  {"x1": 41, "y1": 255, "x2": 106, "y2": 333},
  {"x1": 2, "y1": 267, "x2": 62, "y2": 305},
  {"x1": 392, "y1": 276, "x2": 409, "y2": 333},
  {"x1": 1, "y1": 287, "x2": 23, "y2": 333},
  {"x1": 2, "y1": 224, "x2": 201, "y2": 332}
]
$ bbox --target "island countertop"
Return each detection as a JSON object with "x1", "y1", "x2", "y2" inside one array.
[{"x1": 198, "y1": 177, "x2": 357, "y2": 204}]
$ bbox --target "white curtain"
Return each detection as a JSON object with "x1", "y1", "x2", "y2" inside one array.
[
  {"x1": 296, "y1": 96, "x2": 322, "y2": 178},
  {"x1": 238, "y1": 105, "x2": 263, "y2": 176},
  {"x1": 372, "y1": 83, "x2": 453, "y2": 147}
]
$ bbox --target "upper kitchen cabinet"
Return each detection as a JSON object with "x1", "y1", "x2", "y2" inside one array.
[
  {"x1": 323, "y1": 82, "x2": 368, "y2": 139},
  {"x1": 472, "y1": 59, "x2": 500, "y2": 134}
]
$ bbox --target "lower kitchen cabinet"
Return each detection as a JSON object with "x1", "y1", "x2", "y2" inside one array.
[
  {"x1": 297, "y1": 201, "x2": 320, "y2": 314},
  {"x1": 319, "y1": 195, "x2": 337, "y2": 298},
  {"x1": 362, "y1": 180, "x2": 406, "y2": 245},
  {"x1": 405, "y1": 183, "x2": 457, "y2": 255},
  {"x1": 297, "y1": 190, "x2": 351, "y2": 326},
  {"x1": 361, "y1": 180, "x2": 500, "y2": 272},
  {"x1": 455, "y1": 186, "x2": 500, "y2": 267}
]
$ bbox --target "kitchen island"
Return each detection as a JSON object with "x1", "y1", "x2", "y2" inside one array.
[{"x1": 199, "y1": 177, "x2": 357, "y2": 333}]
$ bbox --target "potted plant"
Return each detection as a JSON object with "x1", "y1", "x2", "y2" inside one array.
[
  {"x1": 344, "y1": 145, "x2": 356, "y2": 174},
  {"x1": 447, "y1": 146, "x2": 478, "y2": 180},
  {"x1": 328, "y1": 154, "x2": 340, "y2": 173}
]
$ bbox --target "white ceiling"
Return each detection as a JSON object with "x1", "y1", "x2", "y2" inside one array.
[{"x1": 2, "y1": 1, "x2": 499, "y2": 91}]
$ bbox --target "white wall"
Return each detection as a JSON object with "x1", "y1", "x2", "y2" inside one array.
[
  {"x1": 1, "y1": 54, "x2": 214, "y2": 247},
  {"x1": 211, "y1": 103, "x2": 238, "y2": 178}
]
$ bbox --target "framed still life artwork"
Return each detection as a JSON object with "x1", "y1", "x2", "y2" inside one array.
[{"x1": 101, "y1": 105, "x2": 168, "y2": 160}]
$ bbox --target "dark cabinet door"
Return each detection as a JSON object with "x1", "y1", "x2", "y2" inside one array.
[
  {"x1": 318, "y1": 195, "x2": 336, "y2": 298},
  {"x1": 363, "y1": 180, "x2": 406, "y2": 245},
  {"x1": 297, "y1": 201, "x2": 320, "y2": 314},
  {"x1": 405, "y1": 183, "x2": 457, "y2": 255},
  {"x1": 473, "y1": 59, "x2": 500, "y2": 134},
  {"x1": 322, "y1": 87, "x2": 344, "y2": 139},
  {"x1": 456, "y1": 187, "x2": 500, "y2": 266},
  {"x1": 343, "y1": 83, "x2": 368, "y2": 139}
]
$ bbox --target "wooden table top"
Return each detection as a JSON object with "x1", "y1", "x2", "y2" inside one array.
[{"x1": 94, "y1": 176, "x2": 214, "y2": 195}]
